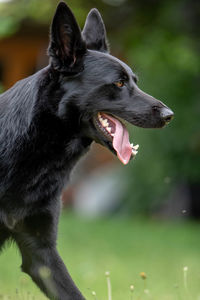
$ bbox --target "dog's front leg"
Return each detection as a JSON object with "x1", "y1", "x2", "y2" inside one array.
[
  {"x1": 0, "y1": 224, "x2": 10, "y2": 252},
  {"x1": 15, "y1": 236, "x2": 85, "y2": 300}
]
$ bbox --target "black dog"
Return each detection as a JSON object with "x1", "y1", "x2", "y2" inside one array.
[{"x1": 0, "y1": 2, "x2": 173, "y2": 299}]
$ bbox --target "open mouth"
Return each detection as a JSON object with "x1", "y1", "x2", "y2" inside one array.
[{"x1": 93, "y1": 112, "x2": 139, "y2": 165}]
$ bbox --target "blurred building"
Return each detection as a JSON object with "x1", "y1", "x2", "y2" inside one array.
[{"x1": 0, "y1": 23, "x2": 48, "y2": 89}]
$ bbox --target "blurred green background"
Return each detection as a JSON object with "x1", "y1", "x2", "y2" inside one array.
[{"x1": 0, "y1": 0, "x2": 199, "y2": 299}]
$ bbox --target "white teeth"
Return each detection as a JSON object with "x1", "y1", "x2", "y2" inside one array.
[
  {"x1": 98, "y1": 114, "x2": 113, "y2": 136},
  {"x1": 98, "y1": 113, "x2": 104, "y2": 122},
  {"x1": 130, "y1": 143, "x2": 139, "y2": 151},
  {"x1": 131, "y1": 143, "x2": 139, "y2": 158},
  {"x1": 133, "y1": 144, "x2": 139, "y2": 150},
  {"x1": 111, "y1": 133, "x2": 114, "y2": 137},
  {"x1": 105, "y1": 120, "x2": 109, "y2": 126},
  {"x1": 132, "y1": 150, "x2": 138, "y2": 156},
  {"x1": 101, "y1": 119, "x2": 109, "y2": 127}
]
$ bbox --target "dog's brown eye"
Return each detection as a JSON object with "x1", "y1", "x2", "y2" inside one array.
[{"x1": 114, "y1": 80, "x2": 124, "y2": 88}]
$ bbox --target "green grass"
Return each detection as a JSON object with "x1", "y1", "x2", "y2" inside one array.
[{"x1": 0, "y1": 213, "x2": 200, "y2": 299}]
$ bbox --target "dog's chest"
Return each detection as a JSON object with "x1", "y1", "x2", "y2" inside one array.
[
  {"x1": 0, "y1": 153, "x2": 78, "y2": 229},
  {"x1": 12, "y1": 137, "x2": 89, "y2": 203}
]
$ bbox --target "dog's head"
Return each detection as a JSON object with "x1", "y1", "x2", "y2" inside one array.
[{"x1": 48, "y1": 2, "x2": 174, "y2": 164}]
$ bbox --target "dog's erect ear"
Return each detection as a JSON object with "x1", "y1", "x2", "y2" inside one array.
[
  {"x1": 48, "y1": 2, "x2": 86, "y2": 74},
  {"x1": 82, "y1": 8, "x2": 109, "y2": 53}
]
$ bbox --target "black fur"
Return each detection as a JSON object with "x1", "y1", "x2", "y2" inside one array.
[{"x1": 0, "y1": 2, "x2": 173, "y2": 299}]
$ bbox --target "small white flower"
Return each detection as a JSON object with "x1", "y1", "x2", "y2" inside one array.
[
  {"x1": 130, "y1": 285, "x2": 134, "y2": 291},
  {"x1": 105, "y1": 271, "x2": 110, "y2": 277}
]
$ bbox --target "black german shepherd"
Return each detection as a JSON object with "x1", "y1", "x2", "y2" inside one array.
[{"x1": 0, "y1": 2, "x2": 173, "y2": 299}]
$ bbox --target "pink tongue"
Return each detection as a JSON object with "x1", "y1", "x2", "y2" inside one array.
[{"x1": 103, "y1": 114, "x2": 132, "y2": 165}]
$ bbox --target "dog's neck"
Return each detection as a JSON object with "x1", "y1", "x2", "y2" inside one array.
[{"x1": 0, "y1": 66, "x2": 93, "y2": 209}]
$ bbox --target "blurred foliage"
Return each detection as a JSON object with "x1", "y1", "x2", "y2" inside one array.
[
  {"x1": 120, "y1": 0, "x2": 200, "y2": 214},
  {"x1": 0, "y1": 0, "x2": 88, "y2": 37},
  {"x1": 0, "y1": 0, "x2": 199, "y2": 214}
]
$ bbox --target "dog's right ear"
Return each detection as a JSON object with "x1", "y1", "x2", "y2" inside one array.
[
  {"x1": 48, "y1": 2, "x2": 86, "y2": 74},
  {"x1": 82, "y1": 8, "x2": 109, "y2": 53}
]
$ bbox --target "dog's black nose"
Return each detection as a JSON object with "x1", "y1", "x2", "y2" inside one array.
[{"x1": 161, "y1": 107, "x2": 174, "y2": 124}]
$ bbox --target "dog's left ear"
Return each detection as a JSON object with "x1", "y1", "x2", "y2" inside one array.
[
  {"x1": 82, "y1": 8, "x2": 109, "y2": 53},
  {"x1": 48, "y1": 2, "x2": 86, "y2": 74}
]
